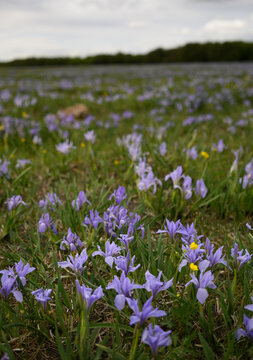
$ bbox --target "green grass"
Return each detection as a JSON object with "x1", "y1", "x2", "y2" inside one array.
[{"x1": 0, "y1": 64, "x2": 252, "y2": 359}]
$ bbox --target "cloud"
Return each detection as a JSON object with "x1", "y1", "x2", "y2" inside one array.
[{"x1": 203, "y1": 19, "x2": 246, "y2": 34}]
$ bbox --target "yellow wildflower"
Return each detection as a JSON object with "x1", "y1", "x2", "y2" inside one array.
[
  {"x1": 190, "y1": 263, "x2": 198, "y2": 271},
  {"x1": 201, "y1": 151, "x2": 209, "y2": 159},
  {"x1": 190, "y1": 242, "x2": 198, "y2": 250}
]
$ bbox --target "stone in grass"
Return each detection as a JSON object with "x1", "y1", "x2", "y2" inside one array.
[{"x1": 58, "y1": 104, "x2": 89, "y2": 119}]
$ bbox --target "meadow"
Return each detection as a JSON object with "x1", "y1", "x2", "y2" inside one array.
[{"x1": 0, "y1": 63, "x2": 252, "y2": 359}]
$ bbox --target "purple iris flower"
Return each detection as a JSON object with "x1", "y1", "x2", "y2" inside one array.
[
  {"x1": 179, "y1": 243, "x2": 205, "y2": 272},
  {"x1": 159, "y1": 142, "x2": 167, "y2": 156},
  {"x1": 244, "y1": 297, "x2": 253, "y2": 312},
  {"x1": 212, "y1": 139, "x2": 226, "y2": 152},
  {"x1": 103, "y1": 205, "x2": 129, "y2": 237},
  {"x1": 142, "y1": 324, "x2": 172, "y2": 356},
  {"x1": 0, "y1": 260, "x2": 35, "y2": 288},
  {"x1": 71, "y1": 191, "x2": 91, "y2": 211},
  {"x1": 106, "y1": 272, "x2": 143, "y2": 310},
  {"x1": 1, "y1": 353, "x2": 10, "y2": 360},
  {"x1": 231, "y1": 243, "x2": 252, "y2": 270},
  {"x1": 240, "y1": 159, "x2": 253, "y2": 189},
  {"x1": 60, "y1": 228, "x2": 83, "y2": 251},
  {"x1": 183, "y1": 176, "x2": 192, "y2": 200},
  {"x1": 5, "y1": 195, "x2": 27, "y2": 211},
  {"x1": 56, "y1": 140, "x2": 76, "y2": 154},
  {"x1": 195, "y1": 179, "x2": 208, "y2": 198},
  {"x1": 39, "y1": 193, "x2": 62, "y2": 211},
  {"x1": 84, "y1": 130, "x2": 96, "y2": 143},
  {"x1": 135, "y1": 157, "x2": 152, "y2": 178},
  {"x1": 38, "y1": 213, "x2": 57, "y2": 234},
  {"x1": 157, "y1": 219, "x2": 182, "y2": 241},
  {"x1": 114, "y1": 250, "x2": 140, "y2": 275},
  {"x1": 126, "y1": 296, "x2": 167, "y2": 326},
  {"x1": 236, "y1": 315, "x2": 253, "y2": 341},
  {"x1": 127, "y1": 213, "x2": 144, "y2": 238},
  {"x1": 32, "y1": 288, "x2": 52, "y2": 310},
  {"x1": 185, "y1": 269, "x2": 216, "y2": 304},
  {"x1": 164, "y1": 166, "x2": 184, "y2": 188},
  {"x1": 58, "y1": 249, "x2": 88, "y2": 274},
  {"x1": 186, "y1": 146, "x2": 197, "y2": 160},
  {"x1": 178, "y1": 223, "x2": 203, "y2": 245},
  {"x1": 0, "y1": 274, "x2": 23, "y2": 302},
  {"x1": 205, "y1": 238, "x2": 227, "y2": 268},
  {"x1": 144, "y1": 271, "x2": 173, "y2": 297},
  {"x1": 83, "y1": 210, "x2": 103, "y2": 229},
  {"x1": 76, "y1": 279, "x2": 104, "y2": 311},
  {"x1": 0, "y1": 159, "x2": 10, "y2": 178},
  {"x1": 16, "y1": 159, "x2": 32, "y2": 169},
  {"x1": 246, "y1": 223, "x2": 253, "y2": 231},
  {"x1": 118, "y1": 233, "x2": 134, "y2": 249},
  {"x1": 92, "y1": 240, "x2": 121, "y2": 268},
  {"x1": 109, "y1": 186, "x2": 127, "y2": 205},
  {"x1": 14, "y1": 259, "x2": 35, "y2": 286},
  {"x1": 137, "y1": 170, "x2": 162, "y2": 194}
]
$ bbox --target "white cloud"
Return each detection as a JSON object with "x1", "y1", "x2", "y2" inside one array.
[{"x1": 203, "y1": 19, "x2": 246, "y2": 34}]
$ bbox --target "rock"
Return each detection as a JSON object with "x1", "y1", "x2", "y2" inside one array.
[{"x1": 59, "y1": 104, "x2": 89, "y2": 119}]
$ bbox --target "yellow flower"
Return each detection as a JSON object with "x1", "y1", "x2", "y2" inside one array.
[
  {"x1": 190, "y1": 242, "x2": 198, "y2": 250},
  {"x1": 201, "y1": 151, "x2": 209, "y2": 159},
  {"x1": 0, "y1": 125, "x2": 4, "y2": 131},
  {"x1": 212, "y1": 147, "x2": 217, "y2": 152},
  {"x1": 81, "y1": 142, "x2": 86, "y2": 148},
  {"x1": 10, "y1": 153, "x2": 15, "y2": 159},
  {"x1": 190, "y1": 263, "x2": 198, "y2": 271},
  {"x1": 22, "y1": 111, "x2": 28, "y2": 118},
  {"x1": 114, "y1": 160, "x2": 119, "y2": 165},
  {"x1": 21, "y1": 138, "x2": 25, "y2": 143},
  {"x1": 176, "y1": 293, "x2": 180, "y2": 298},
  {"x1": 42, "y1": 149, "x2": 47, "y2": 154}
]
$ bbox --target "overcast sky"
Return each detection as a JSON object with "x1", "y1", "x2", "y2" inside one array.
[{"x1": 0, "y1": 0, "x2": 252, "y2": 60}]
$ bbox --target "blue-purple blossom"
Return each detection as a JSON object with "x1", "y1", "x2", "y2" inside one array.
[
  {"x1": 144, "y1": 270, "x2": 173, "y2": 297},
  {"x1": 246, "y1": 223, "x2": 253, "y2": 231},
  {"x1": 179, "y1": 243, "x2": 205, "y2": 272},
  {"x1": 157, "y1": 219, "x2": 182, "y2": 241},
  {"x1": 14, "y1": 259, "x2": 35, "y2": 286},
  {"x1": 92, "y1": 240, "x2": 122, "y2": 268},
  {"x1": 106, "y1": 272, "x2": 142, "y2": 310},
  {"x1": 60, "y1": 228, "x2": 83, "y2": 251},
  {"x1": 5, "y1": 195, "x2": 27, "y2": 211},
  {"x1": 142, "y1": 324, "x2": 172, "y2": 356},
  {"x1": 58, "y1": 249, "x2": 88, "y2": 274},
  {"x1": 205, "y1": 238, "x2": 227, "y2": 268},
  {"x1": 195, "y1": 179, "x2": 208, "y2": 198},
  {"x1": 186, "y1": 146, "x2": 197, "y2": 160},
  {"x1": 118, "y1": 233, "x2": 134, "y2": 249},
  {"x1": 231, "y1": 243, "x2": 252, "y2": 270},
  {"x1": 164, "y1": 166, "x2": 184, "y2": 188},
  {"x1": 159, "y1": 142, "x2": 167, "y2": 156},
  {"x1": 71, "y1": 191, "x2": 91, "y2": 211},
  {"x1": 76, "y1": 279, "x2": 104, "y2": 310},
  {"x1": 56, "y1": 140, "x2": 76, "y2": 154},
  {"x1": 0, "y1": 159, "x2": 10, "y2": 178},
  {"x1": 114, "y1": 250, "x2": 140, "y2": 275},
  {"x1": 32, "y1": 288, "x2": 52, "y2": 310},
  {"x1": 83, "y1": 210, "x2": 103, "y2": 229},
  {"x1": 212, "y1": 139, "x2": 226, "y2": 152},
  {"x1": 16, "y1": 159, "x2": 32, "y2": 169},
  {"x1": 39, "y1": 193, "x2": 62, "y2": 211},
  {"x1": 244, "y1": 297, "x2": 253, "y2": 312},
  {"x1": 182, "y1": 176, "x2": 192, "y2": 200},
  {"x1": 185, "y1": 269, "x2": 216, "y2": 304},
  {"x1": 137, "y1": 170, "x2": 162, "y2": 194},
  {"x1": 109, "y1": 186, "x2": 127, "y2": 204},
  {"x1": 126, "y1": 296, "x2": 167, "y2": 326},
  {"x1": 38, "y1": 213, "x2": 57, "y2": 234},
  {"x1": 0, "y1": 274, "x2": 23, "y2": 302},
  {"x1": 84, "y1": 130, "x2": 96, "y2": 143},
  {"x1": 236, "y1": 315, "x2": 253, "y2": 341}
]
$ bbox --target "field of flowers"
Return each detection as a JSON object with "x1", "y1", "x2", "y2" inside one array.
[{"x1": 0, "y1": 63, "x2": 253, "y2": 359}]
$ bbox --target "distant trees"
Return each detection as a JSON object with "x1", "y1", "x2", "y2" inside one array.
[{"x1": 1, "y1": 41, "x2": 253, "y2": 66}]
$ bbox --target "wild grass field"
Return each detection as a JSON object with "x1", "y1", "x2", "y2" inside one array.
[{"x1": 0, "y1": 63, "x2": 253, "y2": 359}]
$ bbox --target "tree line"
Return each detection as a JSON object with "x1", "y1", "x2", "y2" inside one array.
[{"x1": 1, "y1": 41, "x2": 253, "y2": 66}]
